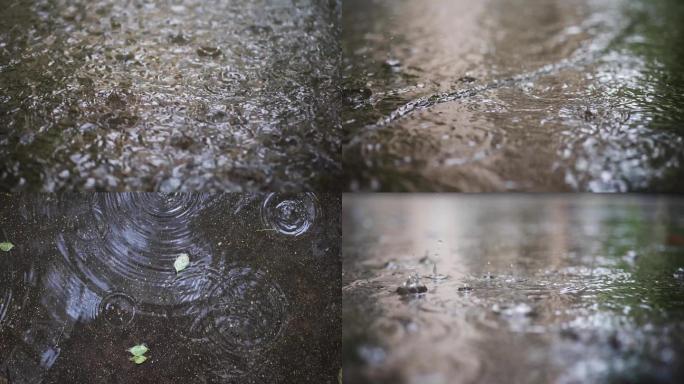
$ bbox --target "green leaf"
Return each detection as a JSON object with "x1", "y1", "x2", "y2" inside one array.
[
  {"x1": 128, "y1": 344, "x2": 148, "y2": 356},
  {"x1": 174, "y1": 253, "x2": 190, "y2": 273},
  {"x1": 0, "y1": 242, "x2": 14, "y2": 252},
  {"x1": 130, "y1": 355, "x2": 148, "y2": 364}
]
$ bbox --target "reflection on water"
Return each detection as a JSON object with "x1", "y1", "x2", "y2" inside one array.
[
  {"x1": 343, "y1": 195, "x2": 684, "y2": 383},
  {"x1": 0, "y1": 0, "x2": 341, "y2": 191},
  {"x1": 0, "y1": 193, "x2": 340, "y2": 383},
  {"x1": 343, "y1": 0, "x2": 684, "y2": 192}
]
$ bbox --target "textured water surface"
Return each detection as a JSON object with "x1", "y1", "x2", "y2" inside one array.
[
  {"x1": 343, "y1": 195, "x2": 684, "y2": 383},
  {"x1": 0, "y1": 193, "x2": 340, "y2": 383},
  {"x1": 0, "y1": 0, "x2": 341, "y2": 191},
  {"x1": 343, "y1": 0, "x2": 684, "y2": 191}
]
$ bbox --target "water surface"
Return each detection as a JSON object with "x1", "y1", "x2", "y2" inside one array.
[
  {"x1": 0, "y1": 0, "x2": 341, "y2": 191},
  {"x1": 343, "y1": 195, "x2": 684, "y2": 383},
  {"x1": 0, "y1": 193, "x2": 340, "y2": 383},
  {"x1": 343, "y1": 0, "x2": 684, "y2": 191}
]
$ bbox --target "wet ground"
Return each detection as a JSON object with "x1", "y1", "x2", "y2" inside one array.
[
  {"x1": 343, "y1": 195, "x2": 684, "y2": 383},
  {"x1": 0, "y1": 0, "x2": 341, "y2": 192},
  {"x1": 0, "y1": 193, "x2": 341, "y2": 383},
  {"x1": 342, "y1": 0, "x2": 684, "y2": 192}
]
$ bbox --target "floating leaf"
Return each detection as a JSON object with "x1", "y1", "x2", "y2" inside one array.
[
  {"x1": 0, "y1": 242, "x2": 14, "y2": 252},
  {"x1": 130, "y1": 355, "x2": 148, "y2": 364},
  {"x1": 174, "y1": 253, "x2": 190, "y2": 273},
  {"x1": 128, "y1": 344, "x2": 148, "y2": 357}
]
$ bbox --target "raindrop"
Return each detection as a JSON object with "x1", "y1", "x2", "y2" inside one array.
[
  {"x1": 483, "y1": 261, "x2": 495, "y2": 279},
  {"x1": 260, "y1": 193, "x2": 319, "y2": 237},
  {"x1": 458, "y1": 283, "x2": 473, "y2": 292},
  {"x1": 396, "y1": 273, "x2": 427, "y2": 295},
  {"x1": 674, "y1": 267, "x2": 684, "y2": 280},
  {"x1": 427, "y1": 263, "x2": 448, "y2": 281},
  {"x1": 99, "y1": 292, "x2": 137, "y2": 327},
  {"x1": 197, "y1": 46, "x2": 222, "y2": 58}
]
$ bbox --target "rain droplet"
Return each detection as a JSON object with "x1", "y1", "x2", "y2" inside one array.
[
  {"x1": 260, "y1": 193, "x2": 319, "y2": 237},
  {"x1": 396, "y1": 273, "x2": 427, "y2": 295},
  {"x1": 99, "y1": 292, "x2": 136, "y2": 327},
  {"x1": 674, "y1": 267, "x2": 684, "y2": 280},
  {"x1": 197, "y1": 46, "x2": 222, "y2": 58}
]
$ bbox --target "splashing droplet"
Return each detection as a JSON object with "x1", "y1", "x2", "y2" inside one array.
[
  {"x1": 260, "y1": 193, "x2": 319, "y2": 237},
  {"x1": 99, "y1": 292, "x2": 137, "y2": 327},
  {"x1": 397, "y1": 273, "x2": 427, "y2": 295},
  {"x1": 197, "y1": 46, "x2": 222, "y2": 58}
]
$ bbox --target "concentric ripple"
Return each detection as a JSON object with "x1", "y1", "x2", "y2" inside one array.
[
  {"x1": 98, "y1": 292, "x2": 137, "y2": 327},
  {"x1": 56, "y1": 193, "x2": 216, "y2": 311},
  {"x1": 260, "y1": 193, "x2": 320, "y2": 237},
  {"x1": 188, "y1": 266, "x2": 288, "y2": 378}
]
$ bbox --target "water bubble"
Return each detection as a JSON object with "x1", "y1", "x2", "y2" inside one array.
[
  {"x1": 260, "y1": 193, "x2": 319, "y2": 237},
  {"x1": 458, "y1": 283, "x2": 473, "y2": 292},
  {"x1": 99, "y1": 292, "x2": 137, "y2": 327},
  {"x1": 397, "y1": 273, "x2": 427, "y2": 295}
]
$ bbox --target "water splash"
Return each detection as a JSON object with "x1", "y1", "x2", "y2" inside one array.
[{"x1": 260, "y1": 193, "x2": 320, "y2": 237}]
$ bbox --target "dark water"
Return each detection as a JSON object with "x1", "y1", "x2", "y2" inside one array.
[
  {"x1": 0, "y1": 193, "x2": 340, "y2": 383},
  {"x1": 0, "y1": 0, "x2": 341, "y2": 192},
  {"x1": 343, "y1": 195, "x2": 684, "y2": 383},
  {"x1": 342, "y1": 0, "x2": 684, "y2": 192}
]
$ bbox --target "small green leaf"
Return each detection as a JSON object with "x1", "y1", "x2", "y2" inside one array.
[
  {"x1": 128, "y1": 344, "x2": 148, "y2": 356},
  {"x1": 174, "y1": 253, "x2": 190, "y2": 273},
  {"x1": 130, "y1": 355, "x2": 148, "y2": 364},
  {"x1": 0, "y1": 242, "x2": 14, "y2": 252}
]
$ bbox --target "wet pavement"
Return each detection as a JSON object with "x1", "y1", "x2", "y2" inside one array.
[
  {"x1": 343, "y1": 195, "x2": 684, "y2": 384},
  {"x1": 0, "y1": 0, "x2": 341, "y2": 192},
  {"x1": 342, "y1": 0, "x2": 684, "y2": 192},
  {"x1": 0, "y1": 193, "x2": 340, "y2": 383}
]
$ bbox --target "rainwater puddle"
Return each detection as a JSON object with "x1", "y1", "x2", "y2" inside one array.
[
  {"x1": 342, "y1": 0, "x2": 684, "y2": 192},
  {"x1": 343, "y1": 195, "x2": 684, "y2": 383},
  {"x1": 0, "y1": 193, "x2": 340, "y2": 383},
  {"x1": 0, "y1": 0, "x2": 341, "y2": 191}
]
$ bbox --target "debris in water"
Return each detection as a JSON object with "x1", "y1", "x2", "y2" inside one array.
[
  {"x1": 130, "y1": 355, "x2": 147, "y2": 364},
  {"x1": 128, "y1": 344, "x2": 148, "y2": 357},
  {"x1": 174, "y1": 253, "x2": 190, "y2": 273},
  {"x1": 397, "y1": 273, "x2": 427, "y2": 295},
  {"x1": 0, "y1": 242, "x2": 13, "y2": 252},
  {"x1": 127, "y1": 344, "x2": 149, "y2": 364}
]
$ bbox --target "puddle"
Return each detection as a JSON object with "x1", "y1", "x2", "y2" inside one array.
[
  {"x1": 342, "y1": 0, "x2": 684, "y2": 192},
  {"x1": 343, "y1": 195, "x2": 684, "y2": 383},
  {"x1": 0, "y1": 0, "x2": 342, "y2": 191},
  {"x1": 0, "y1": 193, "x2": 340, "y2": 383}
]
